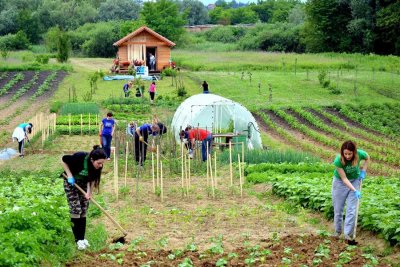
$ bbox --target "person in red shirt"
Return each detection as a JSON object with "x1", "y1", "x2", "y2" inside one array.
[{"x1": 181, "y1": 128, "x2": 212, "y2": 161}]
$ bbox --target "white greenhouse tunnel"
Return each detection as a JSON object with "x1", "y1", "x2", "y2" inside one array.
[{"x1": 171, "y1": 94, "x2": 262, "y2": 149}]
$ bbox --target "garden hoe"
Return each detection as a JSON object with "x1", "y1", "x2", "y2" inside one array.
[
  {"x1": 347, "y1": 180, "x2": 363, "y2": 246},
  {"x1": 62, "y1": 174, "x2": 128, "y2": 243},
  {"x1": 26, "y1": 136, "x2": 35, "y2": 155}
]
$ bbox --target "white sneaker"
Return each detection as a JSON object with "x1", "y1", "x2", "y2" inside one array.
[
  {"x1": 82, "y1": 239, "x2": 90, "y2": 247},
  {"x1": 77, "y1": 240, "x2": 86, "y2": 250}
]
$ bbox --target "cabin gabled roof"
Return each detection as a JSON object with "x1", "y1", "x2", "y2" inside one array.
[{"x1": 113, "y1": 26, "x2": 176, "y2": 47}]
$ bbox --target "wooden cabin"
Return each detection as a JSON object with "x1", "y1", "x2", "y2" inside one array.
[{"x1": 113, "y1": 26, "x2": 176, "y2": 73}]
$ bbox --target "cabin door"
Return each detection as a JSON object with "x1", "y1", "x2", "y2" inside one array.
[{"x1": 146, "y1": 47, "x2": 157, "y2": 72}]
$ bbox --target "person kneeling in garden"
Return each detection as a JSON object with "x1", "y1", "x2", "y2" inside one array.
[
  {"x1": 332, "y1": 140, "x2": 370, "y2": 244},
  {"x1": 61, "y1": 145, "x2": 107, "y2": 250}
]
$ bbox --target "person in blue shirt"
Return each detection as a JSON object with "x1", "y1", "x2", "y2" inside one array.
[
  {"x1": 332, "y1": 140, "x2": 370, "y2": 244},
  {"x1": 123, "y1": 81, "x2": 132, "y2": 98},
  {"x1": 100, "y1": 112, "x2": 115, "y2": 160},
  {"x1": 135, "y1": 122, "x2": 167, "y2": 166},
  {"x1": 11, "y1": 122, "x2": 33, "y2": 158},
  {"x1": 126, "y1": 121, "x2": 136, "y2": 138}
]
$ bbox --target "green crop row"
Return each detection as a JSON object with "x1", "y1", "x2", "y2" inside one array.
[
  {"x1": 256, "y1": 111, "x2": 332, "y2": 159},
  {"x1": 55, "y1": 125, "x2": 99, "y2": 135},
  {"x1": 337, "y1": 103, "x2": 400, "y2": 137},
  {"x1": 56, "y1": 114, "x2": 100, "y2": 125},
  {"x1": 312, "y1": 107, "x2": 400, "y2": 150},
  {"x1": 11, "y1": 71, "x2": 40, "y2": 102},
  {"x1": 257, "y1": 110, "x2": 399, "y2": 176},
  {"x1": 245, "y1": 162, "x2": 333, "y2": 175},
  {"x1": 0, "y1": 71, "x2": 9, "y2": 81},
  {"x1": 246, "y1": 166, "x2": 400, "y2": 245},
  {"x1": 291, "y1": 107, "x2": 400, "y2": 165},
  {"x1": 30, "y1": 71, "x2": 58, "y2": 99},
  {"x1": 60, "y1": 102, "x2": 99, "y2": 115},
  {"x1": 268, "y1": 108, "x2": 400, "y2": 175},
  {"x1": 106, "y1": 103, "x2": 149, "y2": 114},
  {"x1": 0, "y1": 72, "x2": 24, "y2": 96},
  {"x1": 0, "y1": 170, "x2": 73, "y2": 266}
]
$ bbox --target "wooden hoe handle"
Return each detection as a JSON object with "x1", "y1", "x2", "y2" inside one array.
[{"x1": 62, "y1": 174, "x2": 128, "y2": 236}]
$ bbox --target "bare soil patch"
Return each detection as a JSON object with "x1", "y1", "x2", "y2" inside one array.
[{"x1": 67, "y1": 234, "x2": 391, "y2": 266}]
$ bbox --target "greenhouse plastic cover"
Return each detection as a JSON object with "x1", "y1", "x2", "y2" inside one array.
[{"x1": 171, "y1": 94, "x2": 262, "y2": 149}]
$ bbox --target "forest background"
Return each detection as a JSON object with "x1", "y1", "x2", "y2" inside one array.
[{"x1": 0, "y1": 0, "x2": 399, "y2": 58}]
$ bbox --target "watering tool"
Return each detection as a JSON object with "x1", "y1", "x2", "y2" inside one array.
[{"x1": 62, "y1": 174, "x2": 128, "y2": 243}]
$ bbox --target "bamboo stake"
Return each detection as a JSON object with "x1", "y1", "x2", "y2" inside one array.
[
  {"x1": 80, "y1": 114, "x2": 83, "y2": 135},
  {"x1": 151, "y1": 151, "x2": 155, "y2": 193},
  {"x1": 185, "y1": 154, "x2": 189, "y2": 196},
  {"x1": 238, "y1": 154, "x2": 243, "y2": 198},
  {"x1": 209, "y1": 153, "x2": 215, "y2": 199},
  {"x1": 41, "y1": 113, "x2": 44, "y2": 145},
  {"x1": 33, "y1": 114, "x2": 37, "y2": 137},
  {"x1": 206, "y1": 141, "x2": 209, "y2": 187},
  {"x1": 188, "y1": 151, "x2": 191, "y2": 189},
  {"x1": 181, "y1": 142, "x2": 184, "y2": 194},
  {"x1": 124, "y1": 141, "x2": 128, "y2": 187},
  {"x1": 68, "y1": 113, "x2": 71, "y2": 135},
  {"x1": 53, "y1": 113, "x2": 56, "y2": 134},
  {"x1": 113, "y1": 147, "x2": 118, "y2": 200},
  {"x1": 229, "y1": 141, "x2": 233, "y2": 186},
  {"x1": 156, "y1": 145, "x2": 160, "y2": 187},
  {"x1": 242, "y1": 142, "x2": 245, "y2": 179},
  {"x1": 160, "y1": 161, "x2": 164, "y2": 202},
  {"x1": 214, "y1": 151, "x2": 217, "y2": 189}
]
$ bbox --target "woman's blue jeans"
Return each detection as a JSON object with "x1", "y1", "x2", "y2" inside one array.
[
  {"x1": 102, "y1": 134, "x2": 113, "y2": 158},
  {"x1": 201, "y1": 134, "x2": 212, "y2": 161}
]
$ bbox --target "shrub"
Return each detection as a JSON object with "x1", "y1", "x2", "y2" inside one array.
[
  {"x1": 56, "y1": 31, "x2": 70, "y2": 63},
  {"x1": 162, "y1": 68, "x2": 177, "y2": 77},
  {"x1": 49, "y1": 101, "x2": 63, "y2": 113},
  {"x1": 203, "y1": 26, "x2": 241, "y2": 43},
  {"x1": 76, "y1": 22, "x2": 120, "y2": 57},
  {"x1": 35, "y1": 54, "x2": 50, "y2": 64},
  {"x1": 237, "y1": 23, "x2": 304, "y2": 52},
  {"x1": 0, "y1": 31, "x2": 30, "y2": 51},
  {"x1": 177, "y1": 86, "x2": 187, "y2": 97},
  {"x1": 318, "y1": 70, "x2": 326, "y2": 84}
]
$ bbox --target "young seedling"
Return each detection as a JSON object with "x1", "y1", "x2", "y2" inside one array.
[
  {"x1": 127, "y1": 236, "x2": 144, "y2": 252},
  {"x1": 179, "y1": 257, "x2": 193, "y2": 267},
  {"x1": 337, "y1": 251, "x2": 352, "y2": 264},
  {"x1": 216, "y1": 258, "x2": 228, "y2": 267},
  {"x1": 156, "y1": 236, "x2": 169, "y2": 250}
]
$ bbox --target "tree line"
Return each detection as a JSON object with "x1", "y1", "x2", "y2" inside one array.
[{"x1": 0, "y1": 0, "x2": 398, "y2": 57}]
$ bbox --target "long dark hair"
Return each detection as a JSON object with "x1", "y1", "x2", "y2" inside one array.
[
  {"x1": 87, "y1": 145, "x2": 107, "y2": 189},
  {"x1": 340, "y1": 140, "x2": 358, "y2": 166}
]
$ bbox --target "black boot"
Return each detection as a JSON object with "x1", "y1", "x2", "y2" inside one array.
[
  {"x1": 79, "y1": 217, "x2": 87, "y2": 241},
  {"x1": 71, "y1": 218, "x2": 80, "y2": 242}
]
